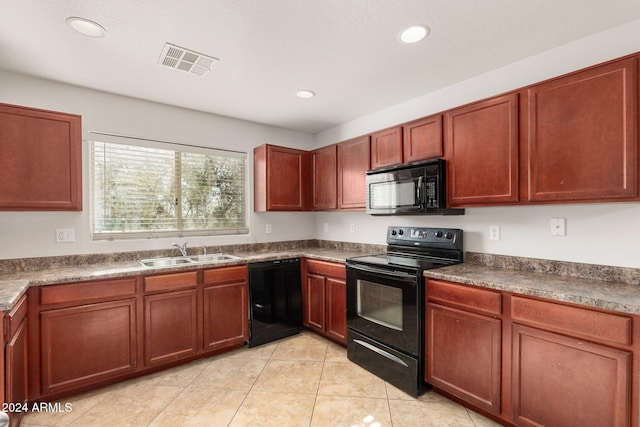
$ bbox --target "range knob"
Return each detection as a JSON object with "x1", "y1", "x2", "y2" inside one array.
[
  {"x1": 391, "y1": 230, "x2": 397, "y2": 236},
  {"x1": 445, "y1": 232, "x2": 453, "y2": 239},
  {"x1": 435, "y1": 231, "x2": 443, "y2": 238},
  {"x1": 398, "y1": 229, "x2": 404, "y2": 235}
]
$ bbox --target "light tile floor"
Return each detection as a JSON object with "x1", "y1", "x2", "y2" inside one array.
[{"x1": 22, "y1": 331, "x2": 503, "y2": 427}]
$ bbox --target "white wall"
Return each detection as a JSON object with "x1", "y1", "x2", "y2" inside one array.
[
  {"x1": 0, "y1": 71, "x2": 316, "y2": 259},
  {"x1": 314, "y1": 18, "x2": 640, "y2": 269}
]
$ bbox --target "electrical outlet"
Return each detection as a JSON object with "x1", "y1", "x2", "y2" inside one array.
[
  {"x1": 489, "y1": 225, "x2": 500, "y2": 240},
  {"x1": 550, "y1": 217, "x2": 566, "y2": 236},
  {"x1": 323, "y1": 223, "x2": 329, "y2": 232},
  {"x1": 349, "y1": 224, "x2": 355, "y2": 233},
  {"x1": 56, "y1": 228, "x2": 75, "y2": 243},
  {"x1": 265, "y1": 224, "x2": 272, "y2": 234}
]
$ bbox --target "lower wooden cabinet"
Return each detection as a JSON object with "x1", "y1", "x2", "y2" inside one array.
[
  {"x1": 303, "y1": 259, "x2": 347, "y2": 344},
  {"x1": 40, "y1": 298, "x2": 137, "y2": 395},
  {"x1": 4, "y1": 295, "x2": 28, "y2": 426},
  {"x1": 203, "y1": 266, "x2": 248, "y2": 351},
  {"x1": 512, "y1": 324, "x2": 631, "y2": 427},
  {"x1": 426, "y1": 280, "x2": 502, "y2": 415},
  {"x1": 425, "y1": 279, "x2": 639, "y2": 426}
]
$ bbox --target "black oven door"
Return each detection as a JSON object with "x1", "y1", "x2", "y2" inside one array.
[{"x1": 346, "y1": 262, "x2": 421, "y2": 356}]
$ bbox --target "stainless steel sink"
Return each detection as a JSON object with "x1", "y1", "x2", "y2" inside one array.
[
  {"x1": 138, "y1": 257, "x2": 195, "y2": 267},
  {"x1": 188, "y1": 254, "x2": 241, "y2": 263},
  {"x1": 138, "y1": 254, "x2": 241, "y2": 267}
]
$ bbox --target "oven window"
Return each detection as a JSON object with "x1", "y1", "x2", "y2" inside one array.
[{"x1": 356, "y1": 279, "x2": 403, "y2": 330}]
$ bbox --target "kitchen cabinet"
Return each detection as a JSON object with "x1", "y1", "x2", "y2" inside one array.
[
  {"x1": 37, "y1": 278, "x2": 138, "y2": 396},
  {"x1": 143, "y1": 271, "x2": 198, "y2": 367},
  {"x1": 0, "y1": 103, "x2": 82, "y2": 211},
  {"x1": 403, "y1": 114, "x2": 443, "y2": 162},
  {"x1": 426, "y1": 278, "x2": 639, "y2": 426},
  {"x1": 337, "y1": 136, "x2": 370, "y2": 210},
  {"x1": 511, "y1": 296, "x2": 632, "y2": 427},
  {"x1": 254, "y1": 144, "x2": 310, "y2": 211},
  {"x1": 4, "y1": 295, "x2": 28, "y2": 426},
  {"x1": 303, "y1": 259, "x2": 347, "y2": 345},
  {"x1": 370, "y1": 126, "x2": 403, "y2": 169},
  {"x1": 524, "y1": 57, "x2": 638, "y2": 203},
  {"x1": 203, "y1": 266, "x2": 248, "y2": 351},
  {"x1": 425, "y1": 280, "x2": 502, "y2": 415},
  {"x1": 311, "y1": 144, "x2": 338, "y2": 210},
  {"x1": 445, "y1": 93, "x2": 519, "y2": 206}
]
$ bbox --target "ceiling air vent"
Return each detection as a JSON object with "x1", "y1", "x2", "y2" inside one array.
[{"x1": 157, "y1": 42, "x2": 218, "y2": 76}]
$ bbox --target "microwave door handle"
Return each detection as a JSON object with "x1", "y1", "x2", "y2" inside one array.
[{"x1": 415, "y1": 176, "x2": 423, "y2": 207}]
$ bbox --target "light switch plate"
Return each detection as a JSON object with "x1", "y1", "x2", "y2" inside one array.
[{"x1": 550, "y1": 217, "x2": 566, "y2": 236}]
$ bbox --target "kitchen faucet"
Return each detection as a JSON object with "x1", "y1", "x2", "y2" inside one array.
[{"x1": 172, "y1": 242, "x2": 188, "y2": 257}]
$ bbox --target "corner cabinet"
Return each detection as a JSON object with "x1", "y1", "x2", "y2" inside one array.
[
  {"x1": 202, "y1": 266, "x2": 248, "y2": 352},
  {"x1": 254, "y1": 144, "x2": 310, "y2": 211},
  {"x1": 303, "y1": 259, "x2": 347, "y2": 345},
  {"x1": 525, "y1": 57, "x2": 638, "y2": 203},
  {"x1": 445, "y1": 93, "x2": 520, "y2": 206},
  {"x1": 0, "y1": 103, "x2": 82, "y2": 211}
]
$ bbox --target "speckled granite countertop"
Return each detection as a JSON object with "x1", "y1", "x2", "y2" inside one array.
[
  {"x1": 0, "y1": 244, "x2": 380, "y2": 311},
  {"x1": 425, "y1": 253, "x2": 640, "y2": 315}
]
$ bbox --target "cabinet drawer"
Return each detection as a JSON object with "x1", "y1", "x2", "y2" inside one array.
[
  {"x1": 427, "y1": 279, "x2": 502, "y2": 316},
  {"x1": 511, "y1": 296, "x2": 632, "y2": 346},
  {"x1": 40, "y1": 278, "x2": 137, "y2": 306},
  {"x1": 144, "y1": 271, "x2": 198, "y2": 293},
  {"x1": 203, "y1": 265, "x2": 247, "y2": 285},
  {"x1": 306, "y1": 259, "x2": 345, "y2": 279}
]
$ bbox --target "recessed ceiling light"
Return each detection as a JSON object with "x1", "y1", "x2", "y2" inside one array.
[
  {"x1": 296, "y1": 90, "x2": 316, "y2": 99},
  {"x1": 66, "y1": 17, "x2": 107, "y2": 38},
  {"x1": 399, "y1": 25, "x2": 430, "y2": 43}
]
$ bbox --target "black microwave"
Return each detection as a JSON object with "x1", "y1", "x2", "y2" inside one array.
[{"x1": 365, "y1": 159, "x2": 464, "y2": 216}]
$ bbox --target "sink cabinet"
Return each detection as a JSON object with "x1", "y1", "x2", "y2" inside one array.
[
  {"x1": 143, "y1": 271, "x2": 198, "y2": 366},
  {"x1": 203, "y1": 266, "x2": 248, "y2": 351},
  {"x1": 303, "y1": 259, "x2": 347, "y2": 345}
]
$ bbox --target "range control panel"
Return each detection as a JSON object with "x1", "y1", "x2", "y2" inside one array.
[{"x1": 386, "y1": 226, "x2": 463, "y2": 249}]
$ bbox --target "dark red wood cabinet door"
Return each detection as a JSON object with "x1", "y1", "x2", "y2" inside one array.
[
  {"x1": 526, "y1": 57, "x2": 638, "y2": 202},
  {"x1": 203, "y1": 281, "x2": 248, "y2": 351},
  {"x1": 325, "y1": 277, "x2": 346, "y2": 344},
  {"x1": 403, "y1": 114, "x2": 443, "y2": 162},
  {"x1": 371, "y1": 126, "x2": 403, "y2": 169},
  {"x1": 311, "y1": 144, "x2": 338, "y2": 210},
  {"x1": 337, "y1": 136, "x2": 370, "y2": 209},
  {"x1": 446, "y1": 93, "x2": 519, "y2": 206}
]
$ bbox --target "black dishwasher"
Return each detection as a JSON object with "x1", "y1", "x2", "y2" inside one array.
[{"x1": 248, "y1": 258, "x2": 302, "y2": 347}]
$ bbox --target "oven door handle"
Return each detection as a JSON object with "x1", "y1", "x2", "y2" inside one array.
[
  {"x1": 353, "y1": 339, "x2": 409, "y2": 367},
  {"x1": 347, "y1": 263, "x2": 416, "y2": 281}
]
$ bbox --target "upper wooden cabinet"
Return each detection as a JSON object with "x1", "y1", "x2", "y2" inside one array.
[
  {"x1": 311, "y1": 145, "x2": 338, "y2": 210},
  {"x1": 254, "y1": 144, "x2": 310, "y2": 211},
  {"x1": 0, "y1": 103, "x2": 82, "y2": 211},
  {"x1": 337, "y1": 136, "x2": 370, "y2": 209},
  {"x1": 403, "y1": 114, "x2": 443, "y2": 163},
  {"x1": 525, "y1": 57, "x2": 638, "y2": 202},
  {"x1": 370, "y1": 126, "x2": 403, "y2": 169},
  {"x1": 446, "y1": 93, "x2": 520, "y2": 206}
]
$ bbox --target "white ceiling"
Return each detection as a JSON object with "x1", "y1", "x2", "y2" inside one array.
[{"x1": 1, "y1": 1, "x2": 640, "y2": 134}]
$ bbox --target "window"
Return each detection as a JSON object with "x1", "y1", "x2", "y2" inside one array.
[{"x1": 91, "y1": 136, "x2": 247, "y2": 239}]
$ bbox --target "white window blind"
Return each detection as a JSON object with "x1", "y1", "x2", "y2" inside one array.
[{"x1": 91, "y1": 136, "x2": 247, "y2": 240}]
